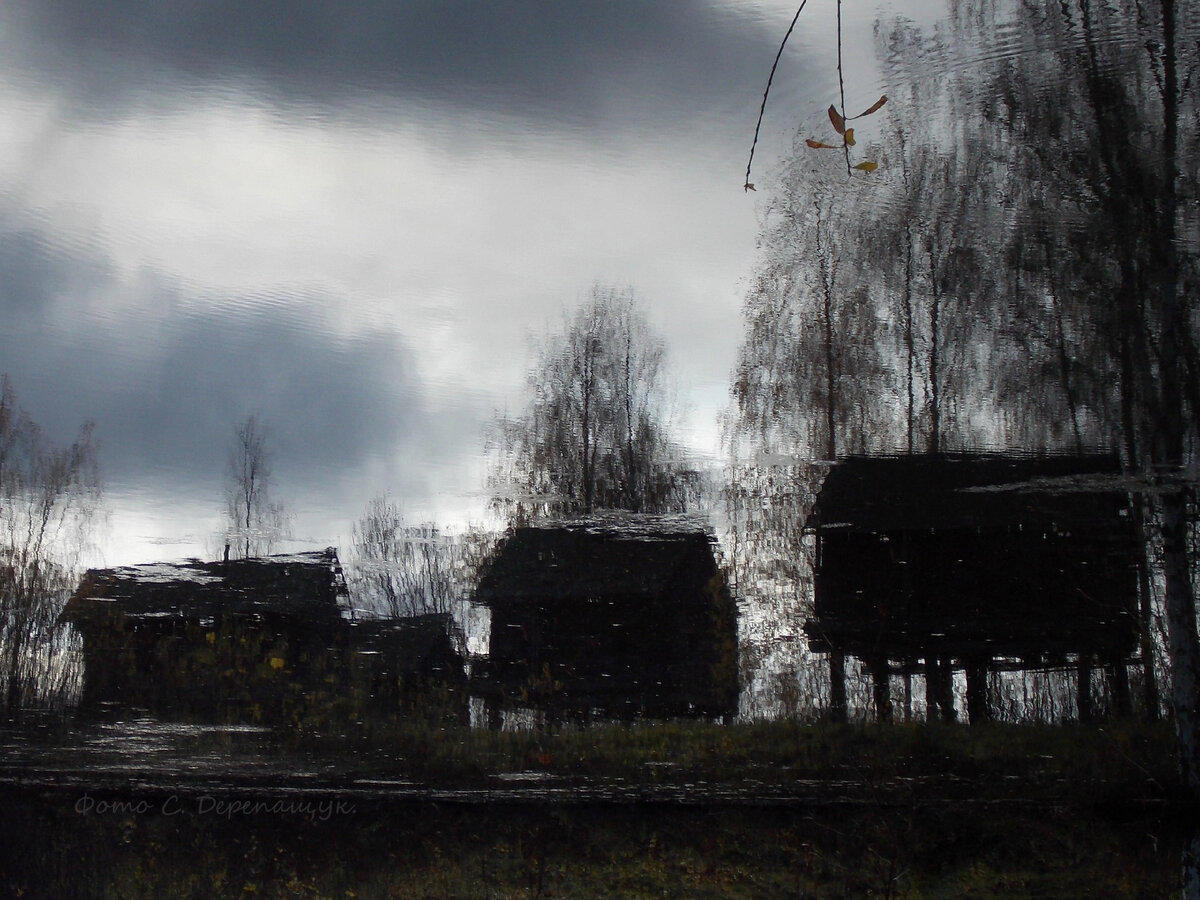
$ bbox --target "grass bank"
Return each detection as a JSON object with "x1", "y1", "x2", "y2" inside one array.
[
  {"x1": 0, "y1": 784, "x2": 1183, "y2": 898},
  {"x1": 0, "y1": 718, "x2": 1186, "y2": 897},
  {"x1": 271, "y1": 718, "x2": 1179, "y2": 801}
]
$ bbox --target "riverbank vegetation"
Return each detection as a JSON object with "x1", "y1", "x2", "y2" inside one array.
[
  {"x1": 8, "y1": 714, "x2": 1180, "y2": 801},
  {"x1": 0, "y1": 718, "x2": 1185, "y2": 898}
]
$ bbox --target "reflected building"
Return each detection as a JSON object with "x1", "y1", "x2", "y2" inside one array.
[
  {"x1": 472, "y1": 515, "x2": 739, "y2": 723},
  {"x1": 803, "y1": 454, "x2": 1142, "y2": 723},
  {"x1": 59, "y1": 548, "x2": 468, "y2": 726}
]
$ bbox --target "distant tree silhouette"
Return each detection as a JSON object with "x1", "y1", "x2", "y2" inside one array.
[
  {"x1": 0, "y1": 375, "x2": 99, "y2": 714},
  {"x1": 222, "y1": 416, "x2": 289, "y2": 559}
]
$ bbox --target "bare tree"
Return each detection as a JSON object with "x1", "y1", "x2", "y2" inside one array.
[
  {"x1": 348, "y1": 495, "x2": 455, "y2": 618},
  {"x1": 222, "y1": 416, "x2": 288, "y2": 559},
  {"x1": 733, "y1": 171, "x2": 892, "y2": 459},
  {"x1": 749, "y1": 6, "x2": 1200, "y2": 883},
  {"x1": 979, "y1": 0, "x2": 1199, "y2": 833},
  {"x1": 489, "y1": 285, "x2": 692, "y2": 520},
  {"x1": 0, "y1": 376, "x2": 99, "y2": 715}
]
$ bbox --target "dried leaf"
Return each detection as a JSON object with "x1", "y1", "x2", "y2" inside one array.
[
  {"x1": 827, "y1": 105, "x2": 846, "y2": 134},
  {"x1": 853, "y1": 161, "x2": 879, "y2": 172},
  {"x1": 806, "y1": 139, "x2": 838, "y2": 149},
  {"x1": 858, "y1": 95, "x2": 889, "y2": 117},
  {"x1": 843, "y1": 128, "x2": 855, "y2": 147},
  {"x1": 744, "y1": 182, "x2": 756, "y2": 192}
]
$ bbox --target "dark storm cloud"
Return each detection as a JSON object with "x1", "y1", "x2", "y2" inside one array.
[
  {"x1": 2, "y1": 1, "x2": 781, "y2": 133},
  {"x1": 0, "y1": 219, "x2": 480, "y2": 496}
]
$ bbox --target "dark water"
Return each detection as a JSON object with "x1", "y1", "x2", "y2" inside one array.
[{"x1": 2, "y1": 0, "x2": 1198, "y2": 892}]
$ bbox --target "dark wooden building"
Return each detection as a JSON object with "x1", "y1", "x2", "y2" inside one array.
[
  {"x1": 60, "y1": 549, "x2": 467, "y2": 726},
  {"x1": 473, "y1": 516, "x2": 739, "y2": 722},
  {"x1": 344, "y1": 614, "x2": 469, "y2": 724},
  {"x1": 803, "y1": 454, "x2": 1143, "y2": 722}
]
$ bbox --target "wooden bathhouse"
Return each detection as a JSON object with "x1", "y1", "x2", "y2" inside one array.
[
  {"x1": 60, "y1": 548, "x2": 467, "y2": 725},
  {"x1": 803, "y1": 454, "x2": 1143, "y2": 722},
  {"x1": 473, "y1": 515, "x2": 739, "y2": 722}
]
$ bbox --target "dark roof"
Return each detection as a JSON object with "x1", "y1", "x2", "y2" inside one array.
[
  {"x1": 61, "y1": 548, "x2": 347, "y2": 625},
  {"x1": 473, "y1": 513, "x2": 721, "y2": 606},
  {"x1": 807, "y1": 452, "x2": 1132, "y2": 534}
]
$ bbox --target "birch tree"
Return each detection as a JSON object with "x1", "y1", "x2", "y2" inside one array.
[
  {"x1": 489, "y1": 285, "x2": 692, "y2": 520},
  {"x1": 222, "y1": 416, "x2": 289, "y2": 558}
]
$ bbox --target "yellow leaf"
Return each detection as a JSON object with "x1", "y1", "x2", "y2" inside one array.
[
  {"x1": 269, "y1": 656, "x2": 285, "y2": 670},
  {"x1": 843, "y1": 128, "x2": 855, "y2": 146},
  {"x1": 806, "y1": 139, "x2": 837, "y2": 150},
  {"x1": 827, "y1": 105, "x2": 846, "y2": 134},
  {"x1": 858, "y1": 95, "x2": 889, "y2": 117},
  {"x1": 853, "y1": 161, "x2": 879, "y2": 172}
]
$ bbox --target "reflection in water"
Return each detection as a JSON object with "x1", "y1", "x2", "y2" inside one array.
[
  {"x1": 49, "y1": 468, "x2": 1168, "y2": 731},
  {"x1": 0, "y1": 0, "x2": 1196, "y2": 889},
  {"x1": 60, "y1": 549, "x2": 468, "y2": 727},
  {"x1": 472, "y1": 515, "x2": 738, "y2": 724},
  {"x1": 729, "y1": 0, "x2": 1199, "y2": 884},
  {"x1": 805, "y1": 454, "x2": 1142, "y2": 724},
  {"x1": 726, "y1": 0, "x2": 1194, "y2": 739}
]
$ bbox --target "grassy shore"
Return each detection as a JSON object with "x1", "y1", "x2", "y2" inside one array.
[
  {"x1": 281, "y1": 717, "x2": 1180, "y2": 799},
  {"x1": 0, "y1": 718, "x2": 1188, "y2": 898}
]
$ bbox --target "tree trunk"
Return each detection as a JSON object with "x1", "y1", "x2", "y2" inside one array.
[
  {"x1": 926, "y1": 245, "x2": 942, "y2": 454},
  {"x1": 1132, "y1": 499, "x2": 1162, "y2": 720}
]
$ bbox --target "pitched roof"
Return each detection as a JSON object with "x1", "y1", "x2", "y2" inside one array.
[
  {"x1": 60, "y1": 548, "x2": 347, "y2": 625},
  {"x1": 473, "y1": 513, "x2": 720, "y2": 606},
  {"x1": 807, "y1": 452, "x2": 1134, "y2": 534}
]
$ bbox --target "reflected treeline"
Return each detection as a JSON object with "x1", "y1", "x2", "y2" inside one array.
[
  {"x1": 736, "y1": 0, "x2": 1196, "y2": 462},
  {"x1": 5, "y1": 1, "x2": 1195, "y2": 762},
  {"x1": 728, "y1": 0, "x2": 1196, "y2": 736},
  {"x1": 0, "y1": 376, "x2": 97, "y2": 718}
]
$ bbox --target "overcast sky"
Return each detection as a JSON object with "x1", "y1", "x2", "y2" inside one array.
[{"x1": 0, "y1": 0, "x2": 925, "y2": 564}]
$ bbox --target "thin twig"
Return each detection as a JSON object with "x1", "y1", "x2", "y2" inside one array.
[
  {"x1": 837, "y1": 0, "x2": 850, "y2": 175},
  {"x1": 745, "y1": 1, "x2": 810, "y2": 190}
]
